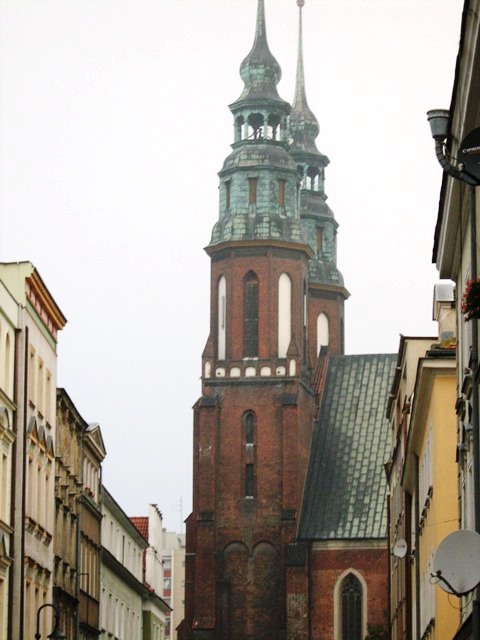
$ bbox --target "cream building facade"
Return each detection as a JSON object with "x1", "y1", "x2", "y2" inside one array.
[
  {"x1": 0, "y1": 262, "x2": 66, "y2": 640},
  {"x1": 0, "y1": 277, "x2": 18, "y2": 639}
]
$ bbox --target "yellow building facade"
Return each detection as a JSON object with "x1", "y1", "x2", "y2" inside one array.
[{"x1": 404, "y1": 353, "x2": 459, "y2": 639}]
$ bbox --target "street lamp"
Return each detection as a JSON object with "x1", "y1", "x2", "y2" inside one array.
[
  {"x1": 427, "y1": 109, "x2": 480, "y2": 640},
  {"x1": 35, "y1": 603, "x2": 66, "y2": 640}
]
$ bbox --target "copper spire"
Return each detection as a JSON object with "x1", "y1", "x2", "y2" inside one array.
[
  {"x1": 235, "y1": 0, "x2": 284, "y2": 104},
  {"x1": 290, "y1": 0, "x2": 320, "y2": 152}
]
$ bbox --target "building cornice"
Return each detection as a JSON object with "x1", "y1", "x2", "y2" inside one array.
[
  {"x1": 26, "y1": 270, "x2": 67, "y2": 340},
  {"x1": 311, "y1": 539, "x2": 387, "y2": 551},
  {"x1": 308, "y1": 281, "x2": 350, "y2": 300},
  {"x1": 205, "y1": 238, "x2": 313, "y2": 259}
]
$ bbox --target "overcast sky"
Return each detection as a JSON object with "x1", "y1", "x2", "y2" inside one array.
[{"x1": 0, "y1": 0, "x2": 464, "y2": 531}]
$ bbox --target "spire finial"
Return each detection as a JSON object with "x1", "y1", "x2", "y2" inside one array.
[
  {"x1": 293, "y1": 0, "x2": 307, "y2": 111},
  {"x1": 256, "y1": 0, "x2": 267, "y2": 40},
  {"x1": 290, "y1": 0, "x2": 319, "y2": 146},
  {"x1": 234, "y1": 0, "x2": 285, "y2": 105}
]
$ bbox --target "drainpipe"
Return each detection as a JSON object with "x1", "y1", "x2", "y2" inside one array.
[
  {"x1": 11, "y1": 322, "x2": 28, "y2": 640},
  {"x1": 414, "y1": 455, "x2": 421, "y2": 640},
  {"x1": 8, "y1": 327, "x2": 22, "y2": 640}
]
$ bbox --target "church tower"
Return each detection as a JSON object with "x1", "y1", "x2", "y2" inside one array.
[
  {"x1": 289, "y1": 0, "x2": 348, "y2": 360},
  {"x1": 181, "y1": 3, "x2": 347, "y2": 639}
]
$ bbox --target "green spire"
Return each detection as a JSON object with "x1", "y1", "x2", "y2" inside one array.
[
  {"x1": 288, "y1": 1, "x2": 344, "y2": 288},
  {"x1": 209, "y1": 0, "x2": 304, "y2": 248},
  {"x1": 234, "y1": 0, "x2": 284, "y2": 106},
  {"x1": 290, "y1": 0, "x2": 320, "y2": 154}
]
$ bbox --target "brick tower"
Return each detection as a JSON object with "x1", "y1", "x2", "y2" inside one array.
[
  {"x1": 289, "y1": 0, "x2": 348, "y2": 360},
  {"x1": 182, "y1": 2, "x2": 348, "y2": 639}
]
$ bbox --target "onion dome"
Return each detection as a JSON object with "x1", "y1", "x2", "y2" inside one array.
[{"x1": 232, "y1": 0, "x2": 287, "y2": 107}]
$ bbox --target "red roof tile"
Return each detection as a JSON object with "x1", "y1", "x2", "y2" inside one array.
[{"x1": 130, "y1": 516, "x2": 149, "y2": 540}]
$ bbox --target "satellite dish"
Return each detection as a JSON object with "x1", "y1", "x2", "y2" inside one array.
[
  {"x1": 433, "y1": 530, "x2": 480, "y2": 595},
  {"x1": 460, "y1": 128, "x2": 480, "y2": 183},
  {"x1": 393, "y1": 539, "x2": 408, "y2": 559}
]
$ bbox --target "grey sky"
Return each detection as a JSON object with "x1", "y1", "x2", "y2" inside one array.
[{"x1": 0, "y1": 0, "x2": 463, "y2": 531}]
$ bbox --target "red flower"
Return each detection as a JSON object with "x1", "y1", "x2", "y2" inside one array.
[{"x1": 462, "y1": 278, "x2": 480, "y2": 321}]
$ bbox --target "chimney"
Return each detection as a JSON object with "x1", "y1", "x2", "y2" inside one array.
[{"x1": 433, "y1": 283, "x2": 456, "y2": 346}]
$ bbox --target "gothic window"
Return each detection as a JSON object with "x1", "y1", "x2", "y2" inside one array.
[
  {"x1": 317, "y1": 313, "x2": 329, "y2": 354},
  {"x1": 248, "y1": 177, "x2": 257, "y2": 205},
  {"x1": 244, "y1": 272, "x2": 259, "y2": 357},
  {"x1": 245, "y1": 464, "x2": 254, "y2": 497},
  {"x1": 278, "y1": 273, "x2": 292, "y2": 358},
  {"x1": 245, "y1": 412, "x2": 255, "y2": 445},
  {"x1": 218, "y1": 276, "x2": 227, "y2": 360},
  {"x1": 341, "y1": 574, "x2": 362, "y2": 640}
]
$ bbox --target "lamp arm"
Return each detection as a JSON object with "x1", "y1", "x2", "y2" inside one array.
[{"x1": 434, "y1": 139, "x2": 478, "y2": 185}]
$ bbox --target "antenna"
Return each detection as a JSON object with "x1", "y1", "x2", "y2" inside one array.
[
  {"x1": 432, "y1": 530, "x2": 480, "y2": 595},
  {"x1": 172, "y1": 497, "x2": 184, "y2": 534}
]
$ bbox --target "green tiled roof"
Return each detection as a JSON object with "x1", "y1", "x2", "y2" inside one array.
[{"x1": 298, "y1": 354, "x2": 396, "y2": 541}]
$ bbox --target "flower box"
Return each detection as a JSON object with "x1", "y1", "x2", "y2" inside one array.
[{"x1": 462, "y1": 278, "x2": 480, "y2": 321}]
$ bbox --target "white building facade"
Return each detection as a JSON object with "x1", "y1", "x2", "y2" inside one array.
[{"x1": 100, "y1": 486, "x2": 147, "y2": 640}]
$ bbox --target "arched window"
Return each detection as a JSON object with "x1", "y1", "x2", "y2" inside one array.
[
  {"x1": 218, "y1": 276, "x2": 226, "y2": 360},
  {"x1": 244, "y1": 272, "x2": 259, "y2": 357},
  {"x1": 248, "y1": 112, "x2": 264, "y2": 140},
  {"x1": 341, "y1": 574, "x2": 362, "y2": 640},
  {"x1": 278, "y1": 273, "x2": 292, "y2": 357},
  {"x1": 317, "y1": 313, "x2": 329, "y2": 354},
  {"x1": 267, "y1": 113, "x2": 280, "y2": 140},
  {"x1": 245, "y1": 412, "x2": 255, "y2": 445},
  {"x1": 235, "y1": 115, "x2": 245, "y2": 142}
]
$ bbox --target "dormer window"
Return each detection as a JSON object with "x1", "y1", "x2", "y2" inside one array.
[
  {"x1": 278, "y1": 179, "x2": 286, "y2": 207},
  {"x1": 225, "y1": 180, "x2": 231, "y2": 211},
  {"x1": 316, "y1": 228, "x2": 323, "y2": 256},
  {"x1": 248, "y1": 178, "x2": 257, "y2": 205}
]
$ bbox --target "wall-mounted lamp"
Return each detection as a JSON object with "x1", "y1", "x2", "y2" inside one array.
[
  {"x1": 427, "y1": 108, "x2": 450, "y2": 141},
  {"x1": 426, "y1": 108, "x2": 477, "y2": 184},
  {"x1": 35, "y1": 603, "x2": 66, "y2": 640}
]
